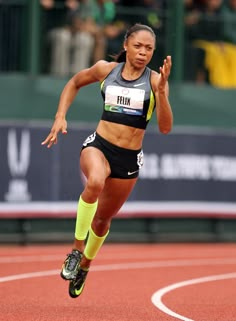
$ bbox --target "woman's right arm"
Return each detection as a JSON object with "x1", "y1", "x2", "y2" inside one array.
[{"x1": 41, "y1": 60, "x2": 117, "y2": 148}]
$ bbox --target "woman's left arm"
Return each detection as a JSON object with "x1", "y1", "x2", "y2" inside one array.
[{"x1": 152, "y1": 56, "x2": 173, "y2": 134}]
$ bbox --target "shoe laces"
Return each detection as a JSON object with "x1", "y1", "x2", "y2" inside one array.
[{"x1": 66, "y1": 250, "x2": 81, "y2": 271}]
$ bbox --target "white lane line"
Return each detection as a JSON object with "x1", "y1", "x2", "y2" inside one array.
[
  {"x1": 1, "y1": 260, "x2": 236, "y2": 283},
  {"x1": 1, "y1": 255, "x2": 236, "y2": 267},
  {"x1": 0, "y1": 270, "x2": 59, "y2": 283},
  {"x1": 0, "y1": 255, "x2": 63, "y2": 263},
  {"x1": 87, "y1": 258, "x2": 236, "y2": 270},
  {"x1": 1, "y1": 262, "x2": 236, "y2": 321},
  {"x1": 151, "y1": 272, "x2": 236, "y2": 321}
]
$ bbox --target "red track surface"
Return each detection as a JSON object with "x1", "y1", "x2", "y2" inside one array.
[{"x1": 1, "y1": 243, "x2": 236, "y2": 321}]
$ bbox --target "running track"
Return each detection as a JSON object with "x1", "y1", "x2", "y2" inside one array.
[{"x1": 1, "y1": 243, "x2": 236, "y2": 321}]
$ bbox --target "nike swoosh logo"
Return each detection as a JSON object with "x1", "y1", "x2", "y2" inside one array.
[
  {"x1": 133, "y1": 82, "x2": 146, "y2": 87},
  {"x1": 74, "y1": 283, "x2": 85, "y2": 296},
  {"x1": 128, "y1": 170, "x2": 139, "y2": 175}
]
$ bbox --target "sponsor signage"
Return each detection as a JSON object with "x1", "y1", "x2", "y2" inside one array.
[{"x1": 1, "y1": 123, "x2": 236, "y2": 217}]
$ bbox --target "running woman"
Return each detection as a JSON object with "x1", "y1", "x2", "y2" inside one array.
[{"x1": 42, "y1": 23, "x2": 173, "y2": 298}]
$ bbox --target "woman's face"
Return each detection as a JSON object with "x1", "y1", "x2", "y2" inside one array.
[{"x1": 124, "y1": 30, "x2": 155, "y2": 68}]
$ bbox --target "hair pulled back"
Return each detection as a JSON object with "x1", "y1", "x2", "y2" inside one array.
[{"x1": 114, "y1": 23, "x2": 156, "y2": 63}]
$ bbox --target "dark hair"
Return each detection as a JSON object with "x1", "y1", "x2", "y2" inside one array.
[{"x1": 114, "y1": 23, "x2": 156, "y2": 63}]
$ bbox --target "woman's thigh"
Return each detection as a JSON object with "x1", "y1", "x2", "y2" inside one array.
[
  {"x1": 96, "y1": 177, "x2": 138, "y2": 219},
  {"x1": 80, "y1": 147, "x2": 111, "y2": 180}
]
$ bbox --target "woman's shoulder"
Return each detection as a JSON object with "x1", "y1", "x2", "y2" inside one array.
[
  {"x1": 93, "y1": 60, "x2": 119, "y2": 81},
  {"x1": 150, "y1": 69, "x2": 160, "y2": 78},
  {"x1": 150, "y1": 69, "x2": 161, "y2": 91}
]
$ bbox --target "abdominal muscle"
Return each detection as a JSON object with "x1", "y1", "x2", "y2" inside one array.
[{"x1": 96, "y1": 120, "x2": 145, "y2": 150}]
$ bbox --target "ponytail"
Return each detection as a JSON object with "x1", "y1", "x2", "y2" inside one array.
[{"x1": 114, "y1": 49, "x2": 126, "y2": 62}]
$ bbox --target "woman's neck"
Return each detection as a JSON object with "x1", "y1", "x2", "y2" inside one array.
[{"x1": 121, "y1": 63, "x2": 145, "y2": 81}]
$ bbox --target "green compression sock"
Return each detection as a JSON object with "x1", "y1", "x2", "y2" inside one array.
[
  {"x1": 74, "y1": 196, "x2": 98, "y2": 241},
  {"x1": 84, "y1": 227, "x2": 109, "y2": 260}
]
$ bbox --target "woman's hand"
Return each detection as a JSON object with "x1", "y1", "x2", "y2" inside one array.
[
  {"x1": 158, "y1": 56, "x2": 172, "y2": 93},
  {"x1": 41, "y1": 116, "x2": 67, "y2": 148}
]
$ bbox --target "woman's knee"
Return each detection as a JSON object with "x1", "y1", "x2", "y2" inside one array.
[
  {"x1": 92, "y1": 215, "x2": 111, "y2": 235},
  {"x1": 85, "y1": 175, "x2": 105, "y2": 197}
]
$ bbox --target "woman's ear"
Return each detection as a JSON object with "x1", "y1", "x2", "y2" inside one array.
[{"x1": 123, "y1": 40, "x2": 127, "y2": 51}]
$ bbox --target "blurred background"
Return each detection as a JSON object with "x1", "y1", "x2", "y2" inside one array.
[{"x1": 1, "y1": 0, "x2": 236, "y2": 244}]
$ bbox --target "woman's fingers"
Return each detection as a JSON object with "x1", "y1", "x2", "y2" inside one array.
[
  {"x1": 41, "y1": 134, "x2": 57, "y2": 148},
  {"x1": 41, "y1": 120, "x2": 67, "y2": 148},
  {"x1": 160, "y1": 56, "x2": 172, "y2": 79}
]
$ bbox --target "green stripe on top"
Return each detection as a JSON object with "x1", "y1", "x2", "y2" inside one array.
[
  {"x1": 146, "y1": 90, "x2": 155, "y2": 121},
  {"x1": 100, "y1": 80, "x2": 105, "y2": 90}
]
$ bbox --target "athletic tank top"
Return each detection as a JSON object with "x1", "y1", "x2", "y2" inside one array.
[{"x1": 100, "y1": 63, "x2": 156, "y2": 129}]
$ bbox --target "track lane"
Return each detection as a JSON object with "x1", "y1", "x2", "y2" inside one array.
[{"x1": 1, "y1": 243, "x2": 236, "y2": 321}]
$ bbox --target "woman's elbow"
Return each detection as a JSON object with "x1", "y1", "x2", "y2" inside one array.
[
  {"x1": 160, "y1": 127, "x2": 172, "y2": 134},
  {"x1": 159, "y1": 121, "x2": 173, "y2": 134}
]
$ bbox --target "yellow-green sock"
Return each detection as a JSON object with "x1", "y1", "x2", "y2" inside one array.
[
  {"x1": 84, "y1": 227, "x2": 109, "y2": 260},
  {"x1": 74, "y1": 196, "x2": 98, "y2": 241}
]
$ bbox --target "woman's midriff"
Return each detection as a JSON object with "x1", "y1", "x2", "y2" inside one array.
[{"x1": 96, "y1": 120, "x2": 145, "y2": 150}]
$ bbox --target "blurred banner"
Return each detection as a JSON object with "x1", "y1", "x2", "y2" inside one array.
[{"x1": 1, "y1": 123, "x2": 236, "y2": 218}]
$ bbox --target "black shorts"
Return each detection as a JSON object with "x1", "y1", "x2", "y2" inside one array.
[{"x1": 81, "y1": 132, "x2": 144, "y2": 179}]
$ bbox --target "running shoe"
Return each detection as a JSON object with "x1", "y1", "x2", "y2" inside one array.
[
  {"x1": 69, "y1": 268, "x2": 89, "y2": 298},
  {"x1": 60, "y1": 249, "x2": 83, "y2": 281}
]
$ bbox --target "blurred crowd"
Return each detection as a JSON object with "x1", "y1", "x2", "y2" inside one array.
[
  {"x1": 39, "y1": 0, "x2": 236, "y2": 88},
  {"x1": 184, "y1": 0, "x2": 236, "y2": 88},
  {"x1": 40, "y1": 0, "x2": 166, "y2": 77}
]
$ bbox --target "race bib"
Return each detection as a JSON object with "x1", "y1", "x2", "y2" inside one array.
[{"x1": 105, "y1": 85, "x2": 145, "y2": 116}]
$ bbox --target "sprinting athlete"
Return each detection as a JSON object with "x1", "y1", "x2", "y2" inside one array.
[{"x1": 41, "y1": 23, "x2": 173, "y2": 298}]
